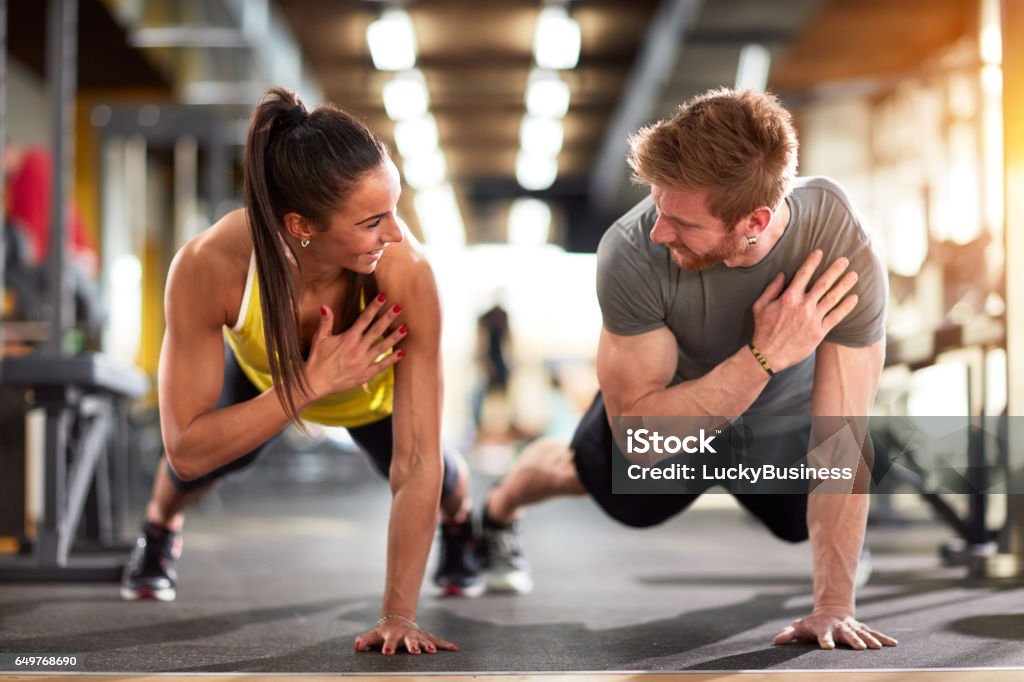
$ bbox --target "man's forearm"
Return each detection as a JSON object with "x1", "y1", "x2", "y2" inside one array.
[
  {"x1": 626, "y1": 345, "x2": 772, "y2": 418},
  {"x1": 808, "y1": 493, "x2": 868, "y2": 615}
]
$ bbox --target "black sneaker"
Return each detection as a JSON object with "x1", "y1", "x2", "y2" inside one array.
[
  {"x1": 432, "y1": 519, "x2": 484, "y2": 597},
  {"x1": 120, "y1": 521, "x2": 182, "y2": 601},
  {"x1": 479, "y1": 507, "x2": 533, "y2": 595}
]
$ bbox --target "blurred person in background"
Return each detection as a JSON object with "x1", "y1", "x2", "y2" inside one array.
[{"x1": 121, "y1": 87, "x2": 478, "y2": 655}]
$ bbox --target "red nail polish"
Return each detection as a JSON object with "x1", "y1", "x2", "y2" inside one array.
[
  {"x1": 392, "y1": 304, "x2": 402, "y2": 314},
  {"x1": 383, "y1": 648, "x2": 392, "y2": 655},
  {"x1": 377, "y1": 293, "x2": 388, "y2": 303},
  {"x1": 399, "y1": 325, "x2": 408, "y2": 334},
  {"x1": 320, "y1": 305, "x2": 328, "y2": 315},
  {"x1": 397, "y1": 350, "x2": 405, "y2": 359}
]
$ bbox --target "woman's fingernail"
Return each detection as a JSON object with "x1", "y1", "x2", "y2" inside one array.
[
  {"x1": 383, "y1": 648, "x2": 392, "y2": 655},
  {"x1": 399, "y1": 325, "x2": 408, "y2": 334},
  {"x1": 320, "y1": 305, "x2": 328, "y2": 315},
  {"x1": 392, "y1": 304, "x2": 402, "y2": 314},
  {"x1": 397, "y1": 350, "x2": 406, "y2": 359},
  {"x1": 377, "y1": 293, "x2": 388, "y2": 303}
]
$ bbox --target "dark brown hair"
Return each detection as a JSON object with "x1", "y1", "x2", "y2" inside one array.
[
  {"x1": 628, "y1": 88, "x2": 798, "y2": 227},
  {"x1": 243, "y1": 86, "x2": 388, "y2": 425}
]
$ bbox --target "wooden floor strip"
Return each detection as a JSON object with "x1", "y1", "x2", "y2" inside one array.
[{"x1": 7, "y1": 670, "x2": 1024, "y2": 682}]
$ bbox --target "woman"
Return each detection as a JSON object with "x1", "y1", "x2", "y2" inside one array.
[{"x1": 120, "y1": 87, "x2": 477, "y2": 655}]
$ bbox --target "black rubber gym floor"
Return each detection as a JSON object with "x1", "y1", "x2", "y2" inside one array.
[{"x1": 1, "y1": 451, "x2": 1023, "y2": 674}]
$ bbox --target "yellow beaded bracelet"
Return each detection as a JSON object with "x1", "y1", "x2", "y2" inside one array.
[{"x1": 747, "y1": 343, "x2": 775, "y2": 377}]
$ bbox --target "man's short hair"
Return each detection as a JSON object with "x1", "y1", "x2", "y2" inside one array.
[{"x1": 628, "y1": 88, "x2": 799, "y2": 227}]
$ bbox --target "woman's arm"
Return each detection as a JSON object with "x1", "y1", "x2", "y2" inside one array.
[
  {"x1": 354, "y1": 227, "x2": 458, "y2": 655},
  {"x1": 158, "y1": 238, "x2": 405, "y2": 482}
]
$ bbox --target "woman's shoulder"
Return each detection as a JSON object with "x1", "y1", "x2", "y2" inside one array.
[
  {"x1": 166, "y1": 209, "x2": 253, "y2": 326},
  {"x1": 173, "y1": 209, "x2": 251, "y2": 273}
]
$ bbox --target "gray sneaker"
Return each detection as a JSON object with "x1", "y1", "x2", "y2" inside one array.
[{"x1": 480, "y1": 518, "x2": 533, "y2": 595}]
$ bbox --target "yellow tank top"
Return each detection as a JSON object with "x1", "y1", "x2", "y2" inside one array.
[{"x1": 223, "y1": 253, "x2": 394, "y2": 427}]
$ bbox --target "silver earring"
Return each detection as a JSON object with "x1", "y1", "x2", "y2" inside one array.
[
  {"x1": 300, "y1": 239, "x2": 310, "y2": 248},
  {"x1": 746, "y1": 235, "x2": 757, "y2": 246}
]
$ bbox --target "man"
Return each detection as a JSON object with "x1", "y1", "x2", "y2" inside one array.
[{"x1": 477, "y1": 88, "x2": 897, "y2": 651}]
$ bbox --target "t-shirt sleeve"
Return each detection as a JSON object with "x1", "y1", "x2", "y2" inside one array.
[
  {"x1": 824, "y1": 218, "x2": 888, "y2": 348},
  {"x1": 596, "y1": 226, "x2": 667, "y2": 336}
]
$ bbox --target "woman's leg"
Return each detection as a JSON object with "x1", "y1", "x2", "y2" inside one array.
[{"x1": 123, "y1": 345, "x2": 276, "y2": 601}]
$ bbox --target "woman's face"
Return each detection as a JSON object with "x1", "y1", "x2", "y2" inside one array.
[{"x1": 319, "y1": 159, "x2": 404, "y2": 274}]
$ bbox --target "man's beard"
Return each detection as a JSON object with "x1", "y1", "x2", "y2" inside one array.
[{"x1": 667, "y1": 231, "x2": 749, "y2": 272}]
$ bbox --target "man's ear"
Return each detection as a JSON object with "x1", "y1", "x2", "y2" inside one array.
[
  {"x1": 282, "y1": 212, "x2": 313, "y2": 242},
  {"x1": 745, "y1": 206, "x2": 774, "y2": 237}
]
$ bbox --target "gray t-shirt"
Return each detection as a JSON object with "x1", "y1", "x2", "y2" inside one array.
[{"x1": 596, "y1": 176, "x2": 888, "y2": 415}]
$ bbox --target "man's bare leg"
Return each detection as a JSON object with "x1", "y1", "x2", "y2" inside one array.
[{"x1": 485, "y1": 437, "x2": 586, "y2": 525}]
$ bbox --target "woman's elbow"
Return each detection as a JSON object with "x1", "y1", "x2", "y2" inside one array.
[
  {"x1": 163, "y1": 439, "x2": 203, "y2": 483},
  {"x1": 388, "y1": 450, "x2": 443, "y2": 493}
]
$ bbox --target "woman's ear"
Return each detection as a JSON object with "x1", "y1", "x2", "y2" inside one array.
[{"x1": 282, "y1": 212, "x2": 313, "y2": 242}]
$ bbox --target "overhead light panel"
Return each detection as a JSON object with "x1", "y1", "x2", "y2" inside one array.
[
  {"x1": 516, "y1": 152, "x2": 558, "y2": 191},
  {"x1": 403, "y1": 151, "x2": 447, "y2": 190},
  {"x1": 520, "y1": 116, "x2": 564, "y2": 156},
  {"x1": 183, "y1": 80, "x2": 263, "y2": 105},
  {"x1": 526, "y1": 69, "x2": 570, "y2": 118},
  {"x1": 394, "y1": 115, "x2": 440, "y2": 158},
  {"x1": 130, "y1": 26, "x2": 248, "y2": 48},
  {"x1": 735, "y1": 43, "x2": 771, "y2": 91},
  {"x1": 533, "y1": 6, "x2": 581, "y2": 70},
  {"x1": 383, "y1": 70, "x2": 430, "y2": 120},
  {"x1": 508, "y1": 197, "x2": 552, "y2": 247},
  {"x1": 414, "y1": 184, "x2": 466, "y2": 248},
  {"x1": 367, "y1": 9, "x2": 417, "y2": 71}
]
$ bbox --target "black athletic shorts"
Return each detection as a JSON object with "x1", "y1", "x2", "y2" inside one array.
[
  {"x1": 570, "y1": 392, "x2": 809, "y2": 542},
  {"x1": 166, "y1": 343, "x2": 460, "y2": 498}
]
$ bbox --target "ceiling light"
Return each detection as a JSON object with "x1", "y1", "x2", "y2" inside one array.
[
  {"x1": 367, "y1": 9, "x2": 417, "y2": 71},
  {"x1": 520, "y1": 116, "x2": 563, "y2": 156},
  {"x1": 980, "y1": 0, "x2": 1002, "y2": 65},
  {"x1": 393, "y1": 115, "x2": 439, "y2": 158},
  {"x1": 508, "y1": 197, "x2": 552, "y2": 247},
  {"x1": 414, "y1": 184, "x2": 466, "y2": 248},
  {"x1": 735, "y1": 43, "x2": 771, "y2": 91},
  {"x1": 533, "y1": 6, "x2": 581, "y2": 70},
  {"x1": 516, "y1": 152, "x2": 558, "y2": 191},
  {"x1": 402, "y1": 151, "x2": 447, "y2": 190},
  {"x1": 526, "y1": 69, "x2": 570, "y2": 118},
  {"x1": 130, "y1": 26, "x2": 248, "y2": 48},
  {"x1": 383, "y1": 70, "x2": 430, "y2": 121}
]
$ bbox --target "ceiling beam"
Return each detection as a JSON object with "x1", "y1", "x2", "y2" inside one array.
[{"x1": 588, "y1": 0, "x2": 704, "y2": 219}]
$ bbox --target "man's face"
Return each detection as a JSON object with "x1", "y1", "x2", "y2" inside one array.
[{"x1": 649, "y1": 186, "x2": 748, "y2": 271}]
